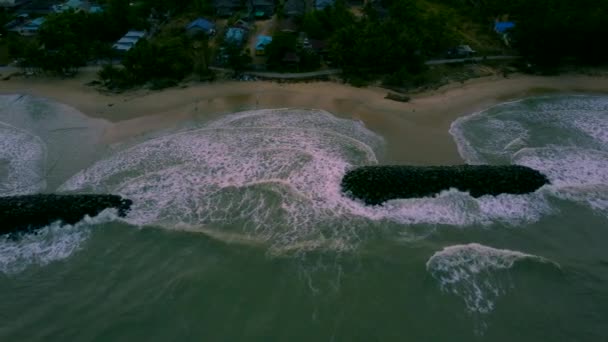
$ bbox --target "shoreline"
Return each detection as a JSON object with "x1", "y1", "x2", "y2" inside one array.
[{"x1": 2, "y1": 71, "x2": 608, "y2": 164}]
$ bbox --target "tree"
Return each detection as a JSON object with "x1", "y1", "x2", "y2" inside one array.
[
  {"x1": 265, "y1": 32, "x2": 297, "y2": 70},
  {"x1": 224, "y1": 43, "x2": 252, "y2": 75}
]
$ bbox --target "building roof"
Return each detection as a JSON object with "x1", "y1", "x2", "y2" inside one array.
[
  {"x1": 255, "y1": 35, "x2": 272, "y2": 50},
  {"x1": 495, "y1": 21, "x2": 515, "y2": 33},
  {"x1": 124, "y1": 30, "x2": 146, "y2": 39},
  {"x1": 113, "y1": 43, "x2": 133, "y2": 51},
  {"x1": 226, "y1": 27, "x2": 246, "y2": 44},
  {"x1": 186, "y1": 18, "x2": 215, "y2": 32},
  {"x1": 114, "y1": 30, "x2": 145, "y2": 51},
  {"x1": 24, "y1": 17, "x2": 46, "y2": 28},
  {"x1": 117, "y1": 37, "x2": 139, "y2": 45},
  {"x1": 31, "y1": 17, "x2": 46, "y2": 25}
]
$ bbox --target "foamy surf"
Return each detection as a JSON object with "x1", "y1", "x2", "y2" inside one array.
[
  {"x1": 55, "y1": 100, "x2": 608, "y2": 252},
  {"x1": 0, "y1": 209, "x2": 120, "y2": 274},
  {"x1": 0, "y1": 122, "x2": 47, "y2": 195},
  {"x1": 451, "y1": 95, "x2": 608, "y2": 219},
  {"x1": 426, "y1": 243, "x2": 559, "y2": 314},
  {"x1": 0, "y1": 94, "x2": 110, "y2": 192}
]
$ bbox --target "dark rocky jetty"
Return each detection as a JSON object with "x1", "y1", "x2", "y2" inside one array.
[
  {"x1": 0, "y1": 194, "x2": 132, "y2": 235},
  {"x1": 341, "y1": 165, "x2": 550, "y2": 205}
]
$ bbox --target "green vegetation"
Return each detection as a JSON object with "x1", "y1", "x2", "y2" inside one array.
[
  {"x1": 2, "y1": 0, "x2": 606, "y2": 86},
  {"x1": 431, "y1": 0, "x2": 608, "y2": 70}
]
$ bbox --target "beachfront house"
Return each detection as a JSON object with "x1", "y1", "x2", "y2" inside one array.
[
  {"x1": 15, "y1": 17, "x2": 46, "y2": 36},
  {"x1": 186, "y1": 18, "x2": 216, "y2": 37},
  {"x1": 214, "y1": 0, "x2": 242, "y2": 17},
  {"x1": 284, "y1": 0, "x2": 305, "y2": 17},
  {"x1": 278, "y1": 17, "x2": 299, "y2": 33},
  {"x1": 225, "y1": 27, "x2": 247, "y2": 47},
  {"x1": 255, "y1": 35, "x2": 272, "y2": 55},
  {"x1": 51, "y1": 0, "x2": 103, "y2": 13},
  {"x1": 113, "y1": 30, "x2": 146, "y2": 53},
  {"x1": 495, "y1": 20, "x2": 515, "y2": 46}
]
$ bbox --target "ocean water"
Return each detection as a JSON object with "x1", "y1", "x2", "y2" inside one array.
[{"x1": 1, "y1": 94, "x2": 608, "y2": 341}]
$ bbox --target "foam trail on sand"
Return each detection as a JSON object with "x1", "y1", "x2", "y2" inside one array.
[{"x1": 426, "y1": 243, "x2": 558, "y2": 314}]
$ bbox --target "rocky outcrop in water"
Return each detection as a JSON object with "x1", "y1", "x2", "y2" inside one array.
[
  {"x1": 341, "y1": 165, "x2": 550, "y2": 205},
  {"x1": 0, "y1": 194, "x2": 132, "y2": 235}
]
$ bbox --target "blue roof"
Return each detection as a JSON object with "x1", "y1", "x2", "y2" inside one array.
[
  {"x1": 226, "y1": 27, "x2": 245, "y2": 44},
  {"x1": 255, "y1": 35, "x2": 272, "y2": 50},
  {"x1": 495, "y1": 21, "x2": 515, "y2": 33},
  {"x1": 25, "y1": 17, "x2": 46, "y2": 28},
  {"x1": 187, "y1": 18, "x2": 215, "y2": 31}
]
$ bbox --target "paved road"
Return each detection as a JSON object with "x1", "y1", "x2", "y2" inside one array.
[
  {"x1": 425, "y1": 55, "x2": 521, "y2": 65},
  {"x1": 245, "y1": 69, "x2": 342, "y2": 79}
]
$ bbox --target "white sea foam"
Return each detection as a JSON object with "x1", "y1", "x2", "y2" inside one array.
[
  {"x1": 451, "y1": 95, "x2": 608, "y2": 218},
  {"x1": 0, "y1": 94, "x2": 109, "y2": 192},
  {"x1": 0, "y1": 122, "x2": 47, "y2": 195},
  {"x1": 0, "y1": 210, "x2": 119, "y2": 275},
  {"x1": 426, "y1": 243, "x2": 558, "y2": 314},
  {"x1": 57, "y1": 108, "x2": 572, "y2": 252}
]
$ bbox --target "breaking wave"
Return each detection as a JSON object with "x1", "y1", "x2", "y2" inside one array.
[
  {"x1": 0, "y1": 210, "x2": 120, "y2": 275},
  {"x1": 426, "y1": 243, "x2": 559, "y2": 314},
  {"x1": 451, "y1": 95, "x2": 608, "y2": 219}
]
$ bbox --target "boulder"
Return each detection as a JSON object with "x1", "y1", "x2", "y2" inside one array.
[
  {"x1": 341, "y1": 165, "x2": 550, "y2": 205},
  {"x1": 0, "y1": 194, "x2": 132, "y2": 235}
]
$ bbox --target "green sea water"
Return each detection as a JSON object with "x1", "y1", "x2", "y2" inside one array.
[{"x1": 1, "y1": 94, "x2": 608, "y2": 341}]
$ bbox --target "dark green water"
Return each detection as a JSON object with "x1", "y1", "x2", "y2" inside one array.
[{"x1": 1, "y1": 94, "x2": 608, "y2": 341}]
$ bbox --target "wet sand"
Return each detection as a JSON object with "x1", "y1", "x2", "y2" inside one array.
[{"x1": 2, "y1": 71, "x2": 608, "y2": 164}]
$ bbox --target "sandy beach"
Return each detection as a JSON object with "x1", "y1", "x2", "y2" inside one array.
[{"x1": 2, "y1": 71, "x2": 608, "y2": 164}]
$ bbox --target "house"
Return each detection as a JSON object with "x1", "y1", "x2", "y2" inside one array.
[
  {"x1": 214, "y1": 0, "x2": 242, "y2": 17},
  {"x1": 113, "y1": 30, "x2": 146, "y2": 52},
  {"x1": 278, "y1": 17, "x2": 298, "y2": 33},
  {"x1": 249, "y1": 0, "x2": 274, "y2": 19},
  {"x1": 186, "y1": 18, "x2": 216, "y2": 37},
  {"x1": 445, "y1": 45, "x2": 475, "y2": 58},
  {"x1": 225, "y1": 27, "x2": 247, "y2": 46},
  {"x1": 255, "y1": 35, "x2": 272, "y2": 55},
  {"x1": 494, "y1": 21, "x2": 515, "y2": 34},
  {"x1": 315, "y1": 0, "x2": 334, "y2": 10},
  {"x1": 284, "y1": 0, "x2": 305, "y2": 17},
  {"x1": 17, "y1": 17, "x2": 46, "y2": 36},
  {"x1": 494, "y1": 20, "x2": 515, "y2": 45},
  {"x1": 52, "y1": 0, "x2": 87, "y2": 12},
  {"x1": 0, "y1": 0, "x2": 28, "y2": 8}
]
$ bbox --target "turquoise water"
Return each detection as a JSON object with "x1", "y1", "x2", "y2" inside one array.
[{"x1": 1, "y1": 94, "x2": 608, "y2": 341}]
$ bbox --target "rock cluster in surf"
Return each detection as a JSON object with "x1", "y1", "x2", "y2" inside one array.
[
  {"x1": 0, "y1": 194, "x2": 132, "y2": 235},
  {"x1": 341, "y1": 165, "x2": 550, "y2": 205}
]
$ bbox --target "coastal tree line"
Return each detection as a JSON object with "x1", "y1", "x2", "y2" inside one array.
[{"x1": 4, "y1": 0, "x2": 607, "y2": 87}]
